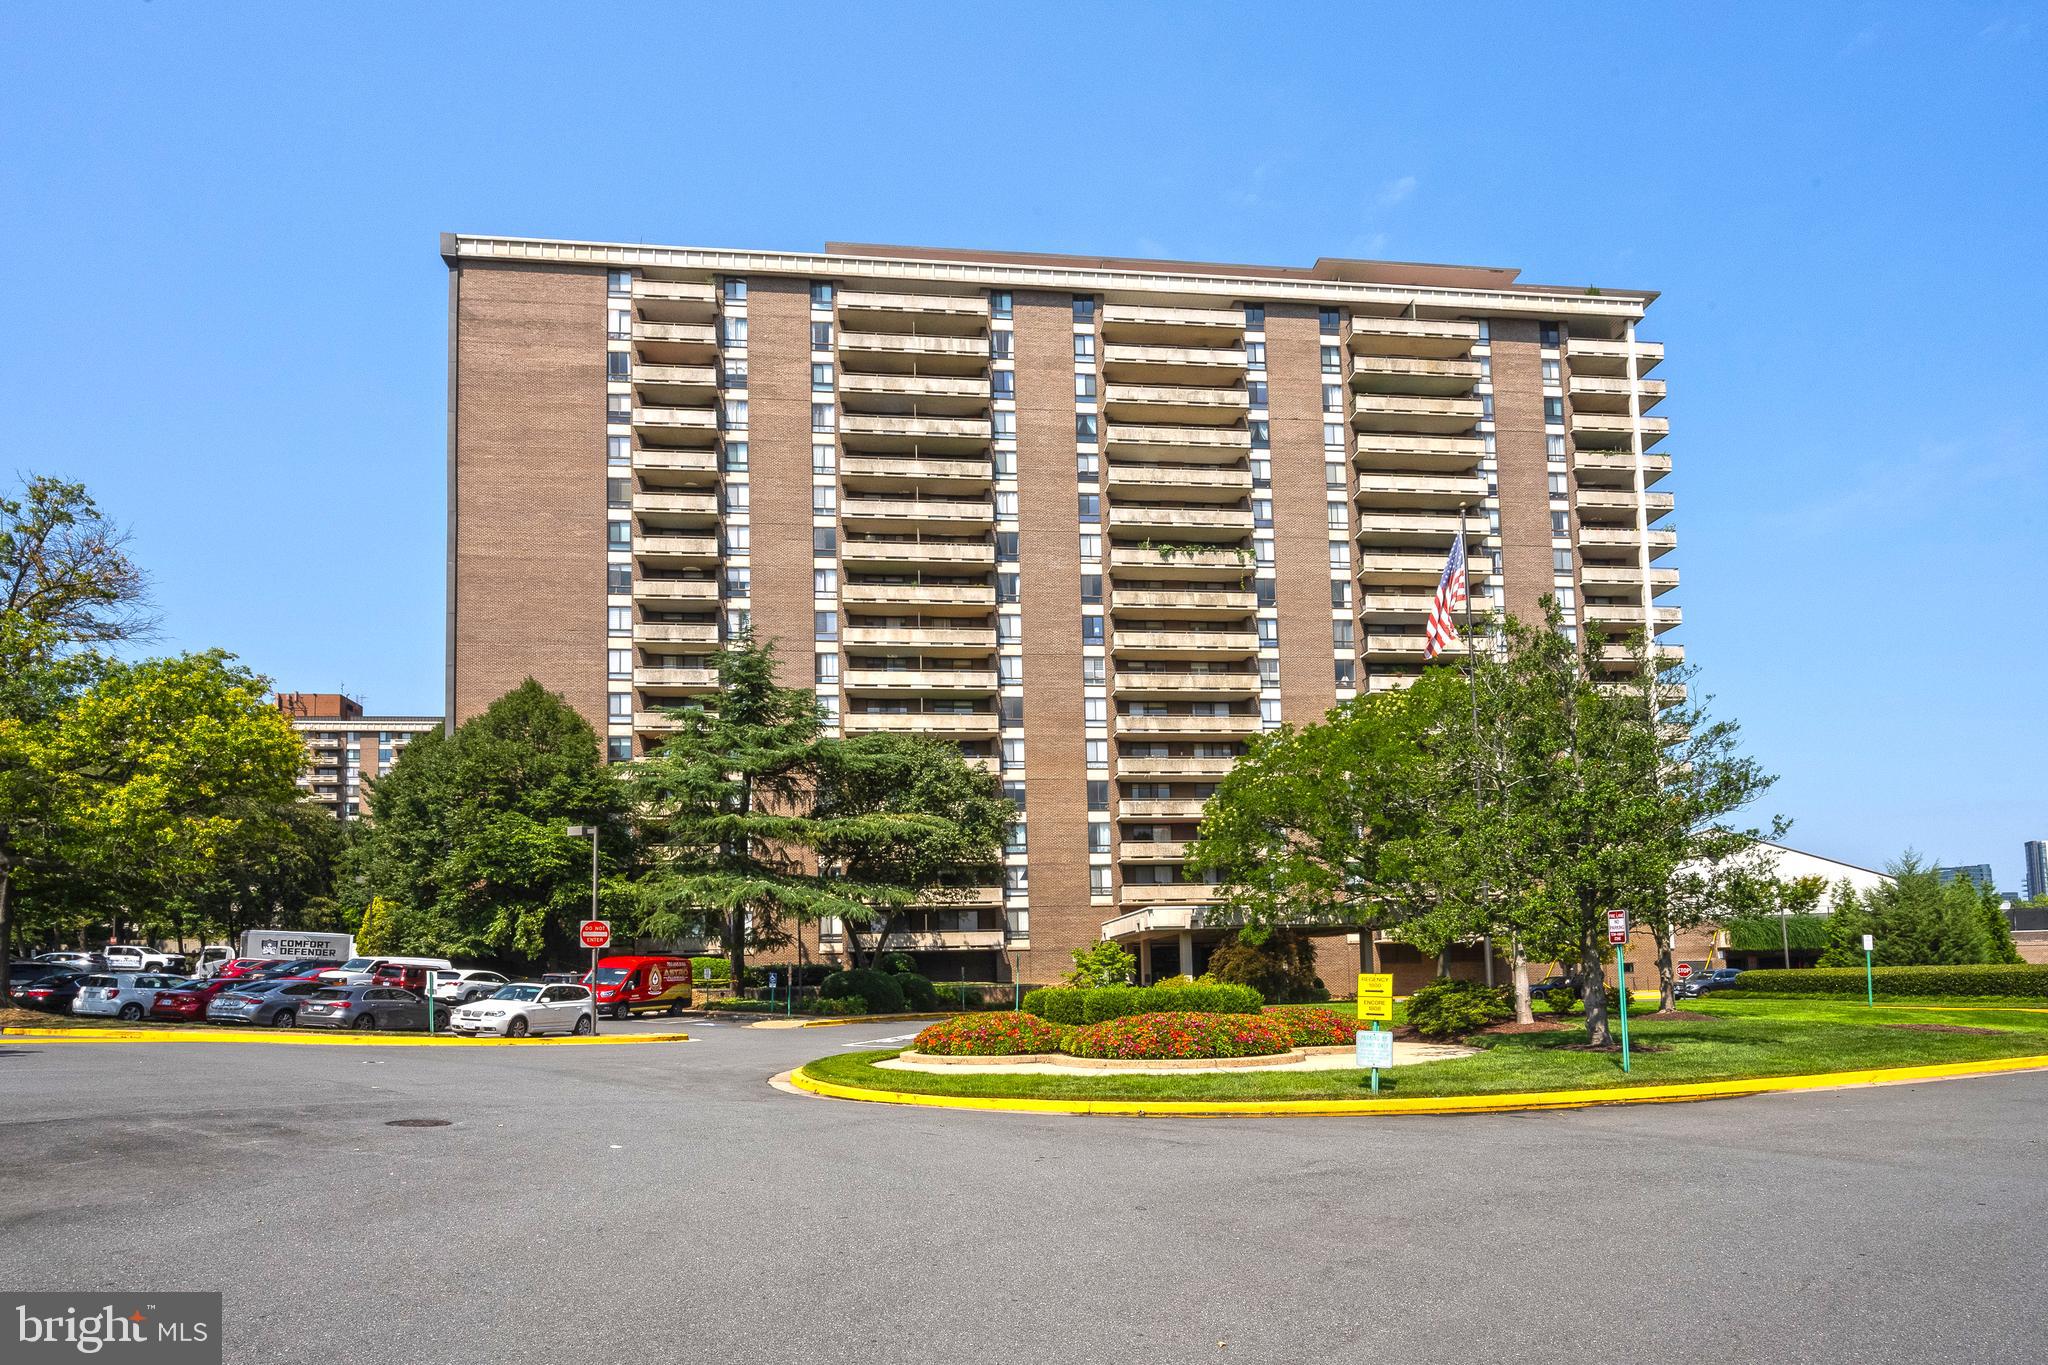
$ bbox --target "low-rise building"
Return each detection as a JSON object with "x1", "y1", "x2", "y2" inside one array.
[{"x1": 275, "y1": 692, "x2": 440, "y2": 819}]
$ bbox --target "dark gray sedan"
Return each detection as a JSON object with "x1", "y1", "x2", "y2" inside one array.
[
  {"x1": 206, "y1": 979, "x2": 329, "y2": 1027},
  {"x1": 298, "y1": 986, "x2": 430, "y2": 1031}
]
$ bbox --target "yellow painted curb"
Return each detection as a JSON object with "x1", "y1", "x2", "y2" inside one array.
[
  {"x1": 797, "y1": 1012, "x2": 955, "y2": 1029},
  {"x1": 789, "y1": 1052, "x2": 2048, "y2": 1118},
  {"x1": 1, "y1": 1027, "x2": 690, "y2": 1047}
]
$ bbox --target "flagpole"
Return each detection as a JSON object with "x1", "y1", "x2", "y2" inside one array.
[{"x1": 1460, "y1": 503, "x2": 1493, "y2": 987}]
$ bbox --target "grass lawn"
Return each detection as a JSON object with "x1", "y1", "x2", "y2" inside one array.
[{"x1": 798, "y1": 996, "x2": 2048, "y2": 1103}]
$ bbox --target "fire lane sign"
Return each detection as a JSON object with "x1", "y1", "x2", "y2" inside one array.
[{"x1": 1607, "y1": 911, "x2": 1628, "y2": 945}]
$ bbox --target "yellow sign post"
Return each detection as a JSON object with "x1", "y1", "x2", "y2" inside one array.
[{"x1": 1356, "y1": 974, "x2": 1395, "y2": 1093}]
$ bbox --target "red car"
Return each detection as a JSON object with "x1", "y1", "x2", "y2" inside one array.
[
  {"x1": 214, "y1": 958, "x2": 283, "y2": 980},
  {"x1": 148, "y1": 977, "x2": 248, "y2": 1022}
]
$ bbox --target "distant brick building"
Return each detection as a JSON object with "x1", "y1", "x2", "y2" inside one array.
[{"x1": 276, "y1": 692, "x2": 439, "y2": 820}]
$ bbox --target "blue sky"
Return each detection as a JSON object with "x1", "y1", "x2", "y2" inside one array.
[{"x1": 3, "y1": 3, "x2": 2043, "y2": 886}]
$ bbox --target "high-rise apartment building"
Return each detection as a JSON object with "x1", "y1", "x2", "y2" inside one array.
[
  {"x1": 2024, "y1": 841, "x2": 2046, "y2": 903},
  {"x1": 276, "y1": 693, "x2": 440, "y2": 819},
  {"x1": 442, "y1": 234, "x2": 1677, "y2": 983}
]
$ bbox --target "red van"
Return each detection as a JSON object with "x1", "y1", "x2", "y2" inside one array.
[{"x1": 587, "y1": 955, "x2": 693, "y2": 1019}]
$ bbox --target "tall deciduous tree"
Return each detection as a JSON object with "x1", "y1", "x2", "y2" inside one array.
[{"x1": 342, "y1": 680, "x2": 626, "y2": 967}]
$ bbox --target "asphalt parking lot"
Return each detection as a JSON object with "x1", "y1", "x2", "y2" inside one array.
[{"x1": 4, "y1": 1021, "x2": 2045, "y2": 1365}]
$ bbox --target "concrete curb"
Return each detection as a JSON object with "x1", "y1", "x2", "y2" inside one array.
[
  {"x1": 788, "y1": 1051, "x2": 2048, "y2": 1118},
  {"x1": 795, "y1": 1012, "x2": 957, "y2": 1029},
  {"x1": 0, "y1": 1027, "x2": 691, "y2": 1047}
]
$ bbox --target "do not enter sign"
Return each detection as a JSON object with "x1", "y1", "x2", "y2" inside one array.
[{"x1": 579, "y1": 920, "x2": 611, "y2": 949}]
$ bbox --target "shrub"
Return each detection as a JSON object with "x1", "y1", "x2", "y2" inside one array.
[
  {"x1": 1066, "y1": 1011, "x2": 1293, "y2": 1061},
  {"x1": 1082, "y1": 985, "x2": 1144, "y2": 1023},
  {"x1": 893, "y1": 971, "x2": 939, "y2": 1011},
  {"x1": 876, "y1": 952, "x2": 917, "y2": 976},
  {"x1": 1021, "y1": 987, "x2": 1086, "y2": 1025},
  {"x1": 1727, "y1": 965, "x2": 2048, "y2": 998},
  {"x1": 1065, "y1": 940, "x2": 1137, "y2": 987},
  {"x1": 1406, "y1": 978, "x2": 1512, "y2": 1039},
  {"x1": 811, "y1": 995, "x2": 866, "y2": 1016},
  {"x1": 1202, "y1": 932, "x2": 1329, "y2": 1003},
  {"x1": 817, "y1": 968, "x2": 907, "y2": 1015},
  {"x1": 1151, "y1": 983, "x2": 1263, "y2": 1015},
  {"x1": 690, "y1": 956, "x2": 731, "y2": 983},
  {"x1": 1263, "y1": 1006, "x2": 1356, "y2": 1048},
  {"x1": 912, "y1": 1011, "x2": 1068, "y2": 1057}
]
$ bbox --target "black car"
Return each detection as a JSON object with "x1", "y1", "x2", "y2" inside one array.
[
  {"x1": 1527, "y1": 974, "x2": 1581, "y2": 1001},
  {"x1": 1679, "y1": 968, "x2": 1743, "y2": 999},
  {"x1": 9, "y1": 960, "x2": 86, "y2": 986},
  {"x1": 13, "y1": 972, "x2": 90, "y2": 1012}
]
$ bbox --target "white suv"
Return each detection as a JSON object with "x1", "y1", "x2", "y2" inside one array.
[
  {"x1": 72, "y1": 973, "x2": 184, "y2": 1020},
  {"x1": 101, "y1": 945, "x2": 172, "y2": 971},
  {"x1": 450, "y1": 984, "x2": 595, "y2": 1037}
]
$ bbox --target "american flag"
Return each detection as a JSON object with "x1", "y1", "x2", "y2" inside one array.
[{"x1": 1423, "y1": 531, "x2": 1467, "y2": 660}]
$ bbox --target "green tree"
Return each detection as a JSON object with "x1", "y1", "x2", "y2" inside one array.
[
  {"x1": 1065, "y1": 939, "x2": 1136, "y2": 987},
  {"x1": 625, "y1": 634, "x2": 1005, "y2": 986},
  {"x1": 343, "y1": 680, "x2": 626, "y2": 968}
]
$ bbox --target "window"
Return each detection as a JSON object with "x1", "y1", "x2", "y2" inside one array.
[
  {"x1": 608, "y1": 692, "x2": 631, "y2": 719},
  {"x1": 814, "y1": 610, "x2": 838, "y2": 640},
  {"x1": 724, "y1": 483, "x2": 749, "y2": 513},
  {"x1": 1258, "y1": 657, "x2": 1281, "y2": 686},
  {"x1": 813, "y1": 526, "x2": 837, "y2": 554},
  {"x1": 1247, "y1": 379, "x2": 1268, "y2": 407},
  {"x1": 1331, "y1": 579, "x2": 1352, "y2": 609},
  {"x1": 726, "y1": 566, "x2": 751, "y2": 597},
  {"x1": 1256, "y1": 578, "x2": 1276, "y2": 607},
  {"x1": 1078, "y1": 492, "x2": 1100, "y2": 523},
  {"x1": 811, "y1": 321, "x2": 833, "y2": 350},
  {"x1": 1246, "y1": 340, "x2": 1266, "y2": 367},
  {"x1": 811, "y1": 402, "x2": 834, "y2": 432},
  {"x1": 812, "y1": 443, "x2": 835, "y2": 474},
  {"x1": 1325, "y1": 461, "x2": 1346, "y2": 489},
  {"x1": 1548, "y1": 473, "x2": 1568, "y2": 495},
  {"x1": 1074, "y1": 372, "x2": 1097, "y2": 401},
  {"x1": 1250, "y1": 419, "x2": 1269, "y2": 449},
  {"x1": 1551, "y1": 511, "x2": 1570, "y2": 536},
  {"x1": 1251, "y1": 458, "x2": 1271, "y2": 487},
  {"x1": 1333, "y1": 619, "x2": 1354, "y2": 649},
  {"x1": 812, "y1": 485, "x2": 836, "y2": 514},
  {"x1": 1547, "y1": 434, "x2": 1567, "y2": 457},
  {"x1": 1319, "y1": 307, "x2": 1340, "y2": 336},
  {"x1": 1088, "y1": 822, "x2": 1111, "y2": 853},
  {"x1": 607, "y1": 562, "x2": 631, "y2": 593},
  {"x1": 811, "y1": 362, "x2": 834, "y2": 391},
  {"x1": 997, "y1": 532, "x2": 1020, "y2": 560},
  {"x1": 1542, "y1": 359, "x2": 1561, "y2": 383},
  {"x1": 990, "y1": 330, "x2": 1012, "y2": 359},
  {"x1": 998, "y1": 654, "x2": 1022, "y2": 684},
  {"x1": 609, "y1": 309, "x2": 631, "y2": 339},
  {"x1": 1006, "y1": 822, "x2": 1028, "y2": 854},
  {"x1": 1002, "y1": 737, "x2": 1025, "y2": 767},
  {"x1": 1083, "y1": 696, "x2": 1106, "y2": 723},
  {"x1": 721, "y1": 316, "x2": 748, "y2": 347},
  {"x1": 1257, "y1": 618, "x2": 1279, "y2": 647},
  {"x1": 999, "y1": 696, "x2": 1023, "y2": 726},
  {"x1": 1244, "y1": 304, "x2": 1265, "y2": 329},
  {"x1": 991, "y1": 370, "x2": 1014, "y2": 399},
  {"x1": 813, "y1": 568, "x2": 838, "y2": 595},
  {"x1": 1327, "y1": 501, "x2": 1347, "y2": 529},
  {"x1": 1072, "y1": 334, "x2": 1095, "y2": 361},
  {"x1": 1328, "y1": 540, "x2": 1351, "y2": 569},
  {"x1": 1539, "y1": 322, "x2": 1560, "y2": 348},
  {"x1": 608, "y1": 269, "x2": 631, "y2": 296},
  {"x1": 990, "y1": 291, "x2": 1013, "y2": 319},
  {"x1": 721, "y1": 358, "x2": 747, "y2": 390},
  {"x1": 608, "y1": 736, "x2": 632, "y2": 763},
  {"x1": 1477, "y1": 319, "x2": 1491, "y2": 342},
  {"x1": 1076, "y1": 452, "x2": 1098, "y2": 480},
  {"x1": 1005, "y1": 863, "x2": 1029, "y2": 891},
  {"x1": 607, "y1": 521, "x2": 632, "y2": 549},
  {"x1": 996, "y1": 448, "x2": 1017, "y2": 476},
  {"x1": 1323, "y1": 383, "x2": 1343, "y2": 412},
  {"x1": 1078, "y1": 533, "x2": 1101, "y2": 560},
  {"x1": 608, "y1": 351, "x2": 630, "y2": 381},
  {"x1": 725, "y1": 523, "x2": 749, "y2": 553},
  {"x1": 609, "y1": 434, "x2": 631, "y2": 465},
  {"x1": 1085, "y1": 738, "x2": 1108, "y2": 766},
  {"x1": 1006, "y1": 780, "x2": 1029, "y2": 810},
  {"x1": 996, "y1": 490, "x2": 1019, "y2": 518},
  {"x1": 1090, "y1": 866, "x2": 1112, "y2": 895},
  {"x1": 1255, "y1": 538, "x2": 1275, "y2": 566},
  {"x1": 1553, "y1": 549, "x2": 1574, "y2": 573},
  {"x1": 1086, "y1": 780, "x2": 1109, "y2": 810},
  {"x1": 722, "y1": 398, "x2": 749, "y2": 429},
  {"x1": 1324, "y1": 422, "x2": 1346, "y2": 448},
  {"x1": 817, "y1": 694, "x2": 840, "y2": 724},
  {"x1": 723, "y1": 278, "x2": 747, "y2": 302},
  {"x1": 1081, "y1": 615, "x2": 1104, "y2": 644},
  {"x1": 723, "y1": 441, "x2": 749, "y2": 471},
  {"x1": 607, "y1": 477, "x2": 630, "y2": 508},
  {"x1": 1073, "y1": 297, "x2": 1095, "y2": 321},
  {"x1": 1261, "y1": 698, "x2": 1283, "y2": 724},
  {"x1": 1082, "y1": 655, "x2": 1105, "y2": 685},
  {"x1": 607, "y1": 394, "x2": 632, "y2": 425},
  {"x1": 810, "y1": 281, "x2": 834, "y2": 307},
  {"x1": 992, "y1": 411, "x2": 1016, "y2": 440},
  {"x1": 608, "y1": 649, "x2": 631, "y2": 679},
  {"x1": 1321, "y1": 345, "x2": 1341, "y2": 374},
  {"x1": 1252, "y1": 499, "x2": 1272, "y2": 528},
  {"x1": 1543, "y1": 397, "x2": 1564, "y2": 423},
  {"x1": 1080, "y1": 573, "x2": 1102, "y2": 604},
  {"x1": 998, "y1": 614, "x2": 1023, "y2": 642},
  {"x1": 997, "y1": 572, "x2": 1020, "y2": 603},
  {"x1": 1335, "y1": 659, "x2": 1356, "y2": 688}
]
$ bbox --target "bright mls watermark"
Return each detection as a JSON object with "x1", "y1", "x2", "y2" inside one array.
[{"x1": 6, "y1": 1294, "x2": 220, "y2": 1362}]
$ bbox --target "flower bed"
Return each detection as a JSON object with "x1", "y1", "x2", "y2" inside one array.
[
  {"x1": 1262, "y1": 1006, "x2": 1356, "y2": 1048},
  {"x1": 912, "y1": 1011, "x2": 1071, "y2": 1057},
  {"x1": 1065, "y1": 1011, "x2": 1293, "y2": 1061}
]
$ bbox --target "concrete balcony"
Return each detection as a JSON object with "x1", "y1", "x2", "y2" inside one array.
[
  {"x1": 632, "y1": 710, "x2": 690, "y2": 733},
  {"x1": 1581, "y1": 602, "x2": 1683, "y2": 635},
  {"x1": 1574, "y1": 449, "x2": 1672, "y2": 488},
  {"x1": 839, "y1": 412, "x2": 992, "y2": 454},
  {"x1": 842, "y1": 668, "x2": 998, "y2": 695},
  {"x1": 1118, "y1": 797, "x2": 1208, "y2": 821},
  {"x1": 840, "y1": 581, "x2": 996, "y2": 609},
  {"x1": 1100, "y1": 302, "x2": 1243, "y2": 344},
  {"x1": 632, "y1": 490, "x2": 720, "y2": 522},
  {"x1": 1596, "y1": 642, "x2": 1686, "y2": 671},
  {"x1": 1354, "y1": 510, "x2": 1470, "y2": 546},
  {"x1": 1576, "y1": 488, "x2": 1675, "y2": 521},
  {"x1": 843, "y1": 625, "x2": 998, "y2": 652},
  {"x1": 1118, "y1": 841, "x2": 1190, "y2": 864},
  {"x1": 840, "y1": 496, "x2": 994, "y2": 529},
  {"x1": 1366, "y1": 633, "x2": 1470, "y2": 661},
  {"x1": 836, "y1": 290, "x2": 989, "y2": 335},
  {"x1": 1566, "y1": 336, "x2": 1664, "y2": 377},
  {"x1": 633, "y1": 533, "x2": 719, "y2": 565},
  {"x1": 1571, "y1": 411, "x2": 1670, "y2": 451},
  {"x1": 1104, "y1": 463, "x2": 1252, "y2": 502},
  {"x1": 1118, "y1": 754, "x2": 1239, "y2": 779},
  {"x1": 838, "y1": 370, "x2": 990, "y2": 416},
  {"x1": 1103, "y1": 424, "x2": 1252, "y2": 463},
  {"x1": 872, "y1": 926, "x2": 1007, "y2": 952},
  {"x1": 1356, "y1": 550, "x2": 1496, "y2": 586},
  {"x1": 1114, "y1": 713, "x2": 1261, "y2": 737},
  {"x1": 1356, "y1": 589, "x2": 1436, "y2": 623},
  {"x1": 843, "y1": 711, "x2": 1001, "y2": 738},
  {"x1": 631, "y1": 448, "x2": 719, "y2": 480},
  {"x1": 631, "y1": 405, "x2": 720, "y2": 445},
  {"x1": 631, "y1": 320, "x2": 718, "y2": 360},
  {"x1": 1351, "y1": 432, "x2": 1486, "y2": 472},
  {"x1": 1108, "y1": 544, "x2": 1256, "y2": 579},
  {"x1": 838, "y1": 330, "x2": 990, "y2": 376},
  {"x1": 631, "y1": 577, "x2": 718, "y2": 604},
  {"x1": 1119, "y1": 881, "x2": 1224, "y2": 907},
  {"x1": 631, "y1": 277, "x2": 717, "y2": 314},
  {"x1": 634, "y1": 666, "x2": 718, "y2": 690},
  {"x1": 1109, "y1": 587, "x2": 1257, "y2": 618},
  {"x1": 632, "y1": 622, "x2": 720, "y2": 646},
  {"x1": 1348, "y1": 315, "x2": 1480, "y2": 359},
  {"x1": 1579, "y1": 564, "x2": 1680, "y2": 596},
  {"x1": 839, "y1": 538, "x2": 994, "y2": 569},
  {"x1": 1349, "y1": 355, "x2": 1484, "y2": 395},
  {"x1": 1111, "y1": 629, "x2": 1260, "y2": 658},
  {"x1": 631, "y1": 363, "x2": 719, "y2": 401},
  {"x1": 1351, "y1": 393, "x2": 1484, "y2": 435},
  {"x1": 1111, "y1": 671, "x2": 1263, "y2": 699},
  {"x1": 839, "y1": 454, "x2": 992, "y2": 492},
  {"x1": 1366, "y1": 673, "x2": 1420, "y2": 694},
  {"x1": 1106, "y1": 504, "x2": 1254, "y2": 538},
  {"x1": 1354, "y1": 472, "x2": 1488, "y2": 510},
  {"x1": 1579, "y1": 525, "x2": 1677, "y2": 558},
  {"x1": 1104, "y1": 383, "x2": 1248, "y2": 427},
  {"x1": 1102, "y1": 342, "x2": 1248, "y2": 384},
  {"x1": 1569, "y1": 374, "x2": 1667, "y2": 414}
]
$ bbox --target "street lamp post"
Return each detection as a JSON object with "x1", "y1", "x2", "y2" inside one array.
[{"x1": 566, "y1": 824, "x2": 600, "y2": 1035}]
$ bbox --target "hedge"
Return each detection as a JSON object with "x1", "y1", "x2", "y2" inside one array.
[
  {"x1": 1021, "y1": 983, "x2": 1264, "y2": 1025},
  {"x1": 818, "y1": 968, "x2": 906, "y2": 1014},
  {"x1": 913, "y1": 1012, "x2": 1070, "y2": 1056},
  {"x1": 1728, "y1": 965, "x2": 2048, "y2": 998},
  {"x1": 1724, "y1": 914, "x2": 1830, "y2": 954},
  {"x1": 690, "y1": 957, "x2": 731, "y2": 982}
]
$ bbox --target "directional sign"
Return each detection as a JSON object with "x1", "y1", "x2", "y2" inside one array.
[
  {"x1": 1356, "y1": 1027, "x2": 1394, "y2": 1070},
  {"x1": 579, "y1": 919, "x2": 611, "y2": 949},
  {"x1": 1607, "y1": 910, "x2": 1628, "y2": 945},
  {"x1": 1675, "y1": 962, "x2": 1694, "y2": 981},
  {"x1": 1357, "y1": 973, "x2": 1394, "y2": 1022}
]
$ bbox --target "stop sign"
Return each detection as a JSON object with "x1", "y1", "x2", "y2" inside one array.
[
  {"x1": 579, "y1": 920, "x2": 611, "y2": 949},
  {"x1": 1676, "y1": 962, "x2": 1694, "y2": 981}
]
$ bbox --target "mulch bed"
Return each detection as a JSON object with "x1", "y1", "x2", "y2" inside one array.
[
  {"x1": 1886, "y1": 1023, "x2": 2004, "y2": 1036},
  {"x1": 1486, "y1": 1020, "x2": 1575, "y2": 1035}
]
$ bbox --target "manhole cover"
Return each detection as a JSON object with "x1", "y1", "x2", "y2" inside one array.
[{"x1": 385, "y1": 1118, "x2": 452, "y2": 1128}]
